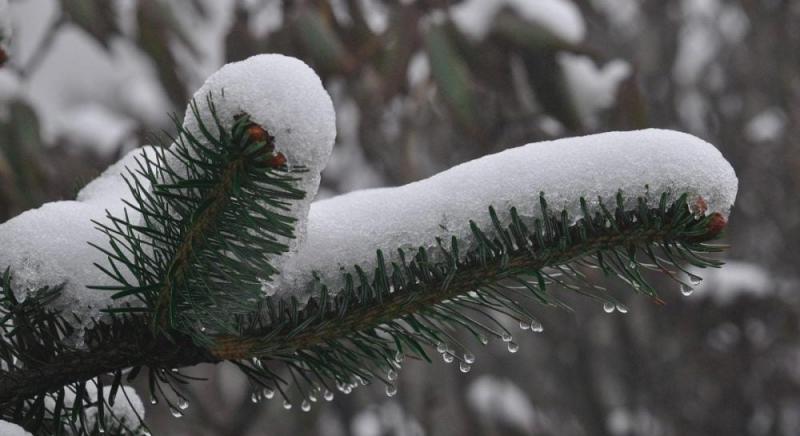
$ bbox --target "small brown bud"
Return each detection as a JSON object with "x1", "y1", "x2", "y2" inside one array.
[
  {"x1": 246, "y1": 124, "x2": 270, "y2": 144},
  {"x1": 267, "y1": 152, "x2": 287, "y2": 167},
  {"x1": 706, "y1": 212, "x2": 727, "y2": 237}
]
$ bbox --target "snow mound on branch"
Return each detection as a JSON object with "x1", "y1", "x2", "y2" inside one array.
[
  {"x1": 0, "y1": 420, "x2": 32, "y2": 436},
  {"x1": 182, "y1": 54, "x2": 336, "y2": 254},
  {"x1": 451, "y1": 0, "x2": 585, "y2": 43},
  {"x1": 274, "y1": 129, "x2": 738, "y2": 298},
  {"x1": 0, "y1": 147, "x2": 154, "y2": 332},
  {"x1": 183, "y1": 53, "x2": 336, "y2": 176}
]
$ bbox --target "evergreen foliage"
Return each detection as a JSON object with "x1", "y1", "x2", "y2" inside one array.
[{"x1": 0, "y1": 98, "x2": 728, "y2": 434}]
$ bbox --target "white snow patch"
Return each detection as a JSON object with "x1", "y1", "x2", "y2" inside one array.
[
  {"x1": 591, "y1": 0, "x2": 642, "y2": 35},
  {"x1": 57, "y1": 103, "x2": 136, "y2": 157},
  {"x1": 77, "y1": 146, "x2": 159, "y2": 216},
  {"x1": 351, "y1": 402, "x2": 424, "y2": 436},
  {"x1": 467, "y1": 375, "x2": 537, "y2": 433},
  {"x1": 451, "y1": 0, "x2": 585, "y2": 43},
  {"x1": 0, "y1": 147, "x2": 155, "y2": 332},
  {"x1": 745, "y1": 108, "x2": 786, "y2": 143},
  {"x1": 0, "y1": 421, "x2": 32, "y2": 436},
  {"x1": 558, "y1": 54, "x2": 631, "y2": 127},
  {"x1": 689, "y1": 261, "x2": 774, "y2": 305},
  {"x1": 407, "y1": 51, "x2": 430, "y2": 89},
  {"x1": 44, "y1": 382, "x2": 145, "y2": 431},
  {"x1": 0, "y1": 201, "x2": 129, "y2": 326},
  {"x1": 274, "y1": 129, "x2": 738, "y2": 299}
]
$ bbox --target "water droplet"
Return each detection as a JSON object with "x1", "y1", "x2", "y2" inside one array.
[
  {"x1": 615, "y1": 304, "x2": 629, "y2": 314},
  {"x1": 386, "y1": 384, "x2": 397, "y2": 397},
  {"x1": 251, "y1": 392, "x2": 261, "y2": 403},
  {"x1": 98, "y1": 428, "x2": 105, "y2": 434},
  {"x1": 323, "y1": 390, "x2": 334, "y2": 401},
  {"x1": 628, "y1": 261, "x2": 637, "y2": 269},
  {"x1": 308, "y1": 392, "x2": 317, "y2": 402},
  {"x1": 688, "y1": 273, "x2": 702, "y2": 286},
  {"x1": 199, "y1": 326, "x2": 207, "y2": 333},
  {"x1": 507, "y1": 342, "x2": 519, "y2": 353},
  {"x1": 681, "y1": 283, "x2": 694, "y2": 296},
  {"x1": 170, "y1": 368, "x2": 179, "y2": 373},
  {"x1": 301, "y1": 400, "x2": 311, "y2": 412},
  {"x1": 459, "y1": 362, "x2": 471, "y2": 373},
  {"x1": 603, "y1": 302, "x2": 616, "y2": 313},
  {"x1": 283, "y1": 400, "x2": 292, "y2": 410},
  {"x1": 169, "y1": 407, "x2": 182, "y2": 418},
  {"x1": 479, "y1": 334, "x2": 489, "y2": 345},
  {"x1": 501, "y1": 332, "x2": 513, "y2": 342},
  {"x1": 387, "y1": 369, "x2": 398, "y2": 381},
  {"x1": 463, "y1": 353, "x2": 476, "y2": 364},
  {"x1": 530, "y1": 320, "x2": 544, "y2": 333},
  {"x1": 436, "y1": 342, "x2": 447, "y2": 353},
  {"x1": 443, "y1": 353, "x2": 454, "y2": 363},
  {"x1": 519, "y1": 320, "x2": 530, "y2": 330},
  {"x1": 394, "y1": 351, "x2": 404, "y2": 364},
  {"x1": 177, "y1": 397, "x2": 189, "y2": 410},
  {"x1": 263, "y1": 388, "x2": 275, "y2": 399}
]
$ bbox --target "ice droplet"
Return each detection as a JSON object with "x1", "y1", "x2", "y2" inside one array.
[
  {"x1": 301, "y1": 400, "x2": 311, "y2": 412},
  {"x1": 603, "y1": 302, "x2": 616, "y2": 313},
  {"x1": 263, "y1": 388, "x2": 275, "y2": 399},
  {"x1": 169, "y1": 407, "x2": 182, "y2": 418},
  {"x1": 530, "y1": 320, "x2": 544, "y2": 333},
  {"x1": 615, "y1": 304, "x2": 629, "y2": 314},
  {"x1": 387, "y1": 369, "x2": 398, "y2": 381},
  {"x1": 463, "y1": 353, "x2": 476, "y2": 364},
  {"x1": 507, "y1": 342, "x2": 519, "y2": 353},
  {"x1": 177, "y1": 396, "x2": 189, "y2": 410},
  {"x1": 459, "y1": 362, "x2": 471, "y2": 373},
  {"x1": 501, "y1": 332, "x2": 513, "y2": 342},
  {"x1": 479, "y1": 334, "x2": 489, "y2": 345},
  {"x1": 386, "y1": 384, "x2": 397, "y2": 397},
  {"x1": 149, "y1": 396, "x2": 158, "y2": 405},
  {"x1": 436, "y1": 342, "x2": 447, "y2": 353},
  {"x1": 394, "y1": 351, "x2": 404, "y2": 364},
  {"x1": 251, "y1": 392, "x2": 260, "y2": 403},
  {"x1": 283, "y1": 400, "x2": 292, "y2": 410},
  {"x1": 519, "y1": 320, "x2": 530, "y2": 330},
  {"x1": 689, "y1": 273, "x2": 702, "y2": 286},
  {"x1": 323, "y1": 390, "x2": 334, "y2": 401},
  {"x1": 443, "y1": 353, "x2": 454, "y2": 363},
  {"x1": 680, "y1": 283, "x2": 694, "y2": 296}
]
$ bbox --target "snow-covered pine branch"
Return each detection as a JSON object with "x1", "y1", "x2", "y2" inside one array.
[{"x1": 0, "y1": 54, "x2": 737, "y2": 433}]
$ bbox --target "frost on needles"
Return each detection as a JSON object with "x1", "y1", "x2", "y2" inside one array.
[{"x1": 0, "y1": 54, "x2": 738, "y2": 432}]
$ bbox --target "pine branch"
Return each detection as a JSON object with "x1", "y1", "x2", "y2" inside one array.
[
  {"x1": 92, "y1": 97, "x2": 302, "y2": 338},
  {"x1": 0, "y1": 89, "x2": 732, "y2": 431},
  {"x1": 0, "y1": 189, "x2": 726, "y2": 415}
]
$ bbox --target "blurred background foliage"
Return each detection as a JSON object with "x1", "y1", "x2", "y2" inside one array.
[{"x1": 0, "y1": 0, "x2": 798, "y2": 435}]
